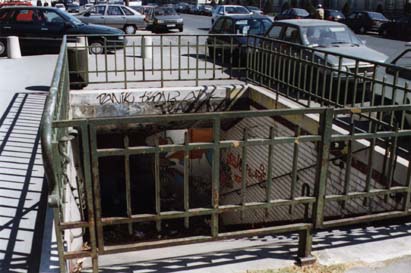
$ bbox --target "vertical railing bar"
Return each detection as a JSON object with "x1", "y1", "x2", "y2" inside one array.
[
  {"x1": 89, "y1": 124, "x2": 105, "y2": 252},
  {"x1": 213, "y1": 36, "x2": 216, "y2": 79},
  {"x1": 289, "y1": 126, "x2": 300, "y2": 215},
  {"x1": 114, "y1": 42, "x2": 118, "y2": 76},
  {"x1": 155, "y1": 137, "x2": 161, "y2": 232},
  {"x1": 124, "y1": 135, "x2": 132, "y2": 235},
  {"x1": 183, "y1": 132, "x2": 190, "y2": 229},
  {"x1": 170, "y1": 40, "x2": 172, "y2": 75},
  {"x1": 196, "y1": 35, "x2": 199, "y2": 85},
  {"x1": 160, "y1": 35, "x2": 164, "y2": 87},
  {"x1": 342, "y1": 114, "x2": 354, "y2": 210},
  {"x1": 313, "y1": 108, "x2": 333, "y2": 228},
  {"x1": 364, "y1": 123, "x2": 376, "y2": 207},
  {"x1": 123, "y1": 42, "x2": 127, "y2": 89},
  {"x1": 321, "y1": 54, "x2": 328, "y2": 103},
  {"x1": 187, "y1": 40, "x2": 190, "y2": 75},
  {"x1": 178, "y1": 35, "x2": 181, "y2": 80},
  {"x1": 79, "y1": 122, "x2": 99, "y2": 272},
  {"x1": 133, "y1": 40, "x2": 136, "y2": 76},
  {"x1": 265, "y1": 126, "x2": 274, "y2": 218},
  {"x1": 211, "y1": 118, "x2": 220, "y2": 237},
  {"x1": 335, "y1": 57, "x2": 343, "y2": 106},
  {"x1": 240, "y1": 128, "x2": 248, "y2": 221}
]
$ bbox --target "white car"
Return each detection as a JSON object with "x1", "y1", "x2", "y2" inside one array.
[
  {"x1": 374, "y1": 43, "x2": 411, "y2": 127},
  {"x1": 211, "y1": 5, "x2": 251, "y2": 25},
  {"x1": 55, "y1": 3, "x2": 66, "y2": 11}
]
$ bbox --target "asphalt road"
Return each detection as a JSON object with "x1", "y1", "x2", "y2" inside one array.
[{"x1": 180, "y1": 14, "x2": 408, "y2": 59}]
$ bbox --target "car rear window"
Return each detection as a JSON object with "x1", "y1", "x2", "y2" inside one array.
[{"x1": 122, "y1": 7, "x2": 135, "y2": 15}]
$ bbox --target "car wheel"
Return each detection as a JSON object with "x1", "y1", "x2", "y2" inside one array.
[
  {"x1": 89, "y1": 40, "x2": 104, "y2": 55},
  {"x1": 178, "y1": 26, "x2": 183, "y2": 32},
  {"x1": 359, "y1": 26, "x2": 366, "y2": 34},
  {"x1": 124, "y1": 25, "x2": 136, "y2": 35},
  {"x1": 0, "y1": 39, "x2": 6, "y2": 57},
  {"x1": 382, "y1": 29, "x2": 389, "y2": 37}
]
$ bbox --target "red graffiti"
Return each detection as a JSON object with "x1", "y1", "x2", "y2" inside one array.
[{"x1": 224, "y1": 152, "x2": 267, "y2": 184}]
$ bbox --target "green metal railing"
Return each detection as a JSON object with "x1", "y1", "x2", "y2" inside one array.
[{"x1": 41, "y1": 34, "x2": 411, "y2": 272}]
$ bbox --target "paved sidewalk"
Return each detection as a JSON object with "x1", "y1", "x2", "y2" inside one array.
[{"x1": 0, "y1": 55, "x2": 57, "y2": 273}]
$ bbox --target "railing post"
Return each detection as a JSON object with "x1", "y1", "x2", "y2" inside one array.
[
  {"x1": 313, "y1": 108, "x2": 333, "y2": 228},
  {"x1": 297, "y1": 226, "x2": 316, "y2": 266}
]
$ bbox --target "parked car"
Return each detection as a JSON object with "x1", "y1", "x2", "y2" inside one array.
[
  {"x1": 145, "y1": 6, "x2": 183, "y2": 32},
  {"x1": 245, "y1": 6, "x2": 263, "y2": 15},
  {"x1": 324, "y1": 9, "x2": 345, "y2": 22},
  {"x1": 207, "y1": 14, "x2": 272, "y2": 61},
  {"x1": 66, "y1": 3, "x2": 80, "y2": 13},
  {"x1": 55, "y1": 3, "x2": 66, "y2": 11},
  {"x1": 380, "y1": 16, "x2": 411, "y2": 40},
  {"x1": 197, "y1": 4, "x2": 212, "y2": 16},
  {"x1": 0, "y1": 6, "x2": 125, "y2": 56},
  {"x1": 344, "y1": 11, "x2": 389, "y2": 34},
  {"x1": 374, "y1": 43, "x2": 411, "y2": 127},
  {"x1": 274, "y1": 8, "x2": 310, "y2": 21},
  {"x1": 262, "y1": 20, "x2": 387, "y2": 100},
  {"x1": 76, "y1": 4, "x2": 145, "y2": 34},
  {"x1": 211, "y1": 5, "x2": 251, "y2": 25},
  {"x1": 0, "y1": 1, "x2": 31, "y2": 8}
]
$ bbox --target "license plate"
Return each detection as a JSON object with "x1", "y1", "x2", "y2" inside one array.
[{"x1": 167, "y1": 24, "x2": 176, "y2": 27}]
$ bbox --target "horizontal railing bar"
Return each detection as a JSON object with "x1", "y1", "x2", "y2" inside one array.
[
  {"x1": 101, "y1": 197, "x2": 316, "y2": 226},
  {"x1": 102, "y1": 223, "x2": 312, "y2": 255},
  {"x1": 322, "y1": 211, "x2": 409, "y2": 228},
  {"x1": 331, "y1": 131, "x2": 411, "y2": 141},
  {"x1": 59, "y1": 220, "x2": 89, "y2": 230},
  {"x1": 52, "y1": 107, "x2": 327, "y2": 127},
  {"x1": 64, "y1": 250, "x2": 92, "y2": 260},
  {"x1": 96, "y1": 136, "x2": 321, "y2": 157},
  {"x1": 325, "y1": 186, "x2": 409, "y2": 201}
]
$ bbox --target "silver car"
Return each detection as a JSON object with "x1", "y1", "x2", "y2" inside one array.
[{"x1": 76, "y1": 4, "x2": 145, "y2": 34}]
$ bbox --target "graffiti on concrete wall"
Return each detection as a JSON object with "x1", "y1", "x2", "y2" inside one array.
[{"x1": 95, "y1": 88, "x2": 226, "y2": 114}]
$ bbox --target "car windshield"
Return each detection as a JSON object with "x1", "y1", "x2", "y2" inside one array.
[
  {"x1": 63, "y1": 11, "x2": 84, "y2": 25},
  {"x1": 225, "y1": 6, "x2": 249, "y2": 14},
  {"x1": 301, "y1": 25, "x2": 361, "y2": 47},
  {"x1": 234, "y1": 18, "x2": 272, "y2": 35},
  {"x1": 294, "y1": 8, "x2": 309, "y2": 16},
  {"x1": 247, "y1": 6, "x2": 258, "y2": 11},
  {"x1": 154, "y1": 7, "x2": 177, "y2": 16},
  {"x1": 368, "y1": 12, "x2": 387, "y2": 20}
]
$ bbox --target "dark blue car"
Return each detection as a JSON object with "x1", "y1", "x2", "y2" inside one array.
[{"x1": 0, "y1": 6, "x2": 125, "y2": 56}]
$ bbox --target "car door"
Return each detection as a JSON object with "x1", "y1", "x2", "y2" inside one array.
[
  {"x1": 83, "y1": 5, "x2": 106, "y2": 25},
  {"x1": 105, "y1": 5, "x2": 126, "y2": 29},
  {"x1": 10, "y1": 8, "x2": 46, "y2": 54},
  {"x1": 0, "y1": 8, "x2": 14, "y2": 35},
  {"x1": 41, "y1": 9, "x2": 66, "y2": 52}
]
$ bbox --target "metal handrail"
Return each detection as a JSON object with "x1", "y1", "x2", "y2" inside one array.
[{"x1": 40, "y1": 35, "x2": 67, "y2": 207}]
